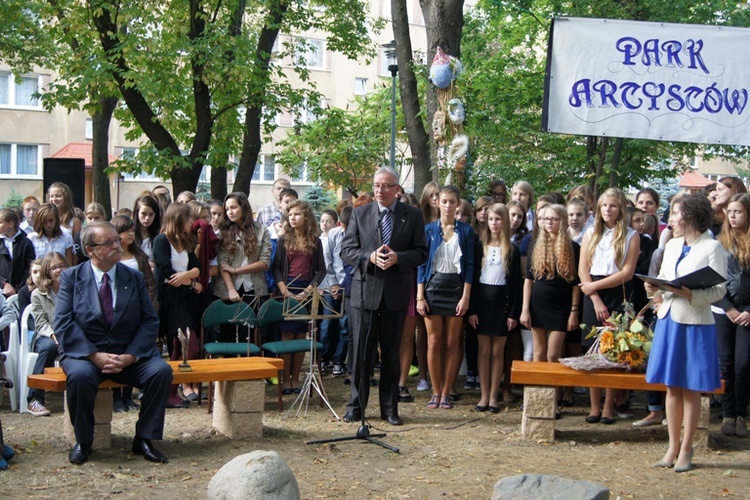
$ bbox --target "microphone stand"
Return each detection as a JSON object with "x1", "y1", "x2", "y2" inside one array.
[{"x1": 308, "y1": 208, "x2": 399, "y2": 453}]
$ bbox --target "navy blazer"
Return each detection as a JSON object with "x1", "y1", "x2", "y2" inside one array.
[
  {"x1": 341, "y1": 201, "x2": 427, "y2": 311},
  {"x1": 54, "y1": 262, "x2": 161, "y2": 361},
  {"x1": 0, "y1": 230, "x2": 36, "y2": 291}
]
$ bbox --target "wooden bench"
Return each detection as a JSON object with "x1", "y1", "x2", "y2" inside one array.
[
  {"x1": 511, "y1": 361, "x2": 724, "y2": 446},
  {"x1": 28, "y1": 357, "x2": 283, "y2": 449}
]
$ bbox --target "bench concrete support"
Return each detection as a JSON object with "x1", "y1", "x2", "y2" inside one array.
[
  {"x1": 212, "y1": 380, "x2": 264, "y2": 439},
  {"x1": 521, "y1": 386, "x2": 556, "y2": 441},
  {"x1": 519, "y1": 387, "x2": 715, "y2": 447},
  {"x1": 695, "y1": 395, "x2": 711, "y2": 449},
  {"x1": 63, "y1": 389, "x2": 113, "y2": 448}
]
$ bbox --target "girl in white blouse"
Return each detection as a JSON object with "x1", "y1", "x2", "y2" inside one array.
[
  {"x1": 417, "y1": 186, "x2": 474, "y2": 410},
  {"x1": 578, "y1": 188, "x2": 640, "y2": 425}
]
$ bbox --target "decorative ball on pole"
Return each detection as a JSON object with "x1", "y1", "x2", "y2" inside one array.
[{"x1": 383, "y1": 40, "x2": 398, "y2": 170}]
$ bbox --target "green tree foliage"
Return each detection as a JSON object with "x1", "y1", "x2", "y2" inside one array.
[
  {"x1": 276, "y1": 83, "x2": 412, "y2": 197},
  {"x1": 4, "y1": 188, "x2": 24, "y2": 208},
  {"x1": 303, "y1": 184, "x2": 337, "y2": 216},
  {"x1": 460, "y1": 0, "x2": 750, "y2": 199},
  {"x1": 0, "y1": 0, "x2": 379, "y2": 196}
]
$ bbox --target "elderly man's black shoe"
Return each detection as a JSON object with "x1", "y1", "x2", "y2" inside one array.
[
  {"x1": 382, "y1": 415, "x2": 403, "y2": 426},
  {"x1": 132, "y1": 437, "x2": 169, "y2": 463},
  {"x1": 68, "y1": 442, "x2": 92, "y2": 465}
]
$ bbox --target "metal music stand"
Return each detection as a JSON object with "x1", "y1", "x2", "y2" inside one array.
[{"x1": 282, "y1": 285, "x2": 344, "y2": 420}]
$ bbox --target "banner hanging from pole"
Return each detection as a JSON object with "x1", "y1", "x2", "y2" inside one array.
[{"x1": 542, "y1": 17, "x2": 750, "y2": 146}]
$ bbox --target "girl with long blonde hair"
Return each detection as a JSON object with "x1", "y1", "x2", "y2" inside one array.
[
  {"x1": 467, "y1": 203, "x2": 521, "y2": 412},
  {"x1": 715, "y1": 192, "x2": 750, "y2": 437},
  {"x1": 27, "y1": 252, "x2": 69, "y2": 416},
  {"x1": 272, "y1": 200, "x2": 326, "y2": 394},
  {"x1": 520, "y1": 204, "x2": 580, "y2": 418},
  {"x1": 579, "y1": 188, "x2": 640, "y2": 424}
]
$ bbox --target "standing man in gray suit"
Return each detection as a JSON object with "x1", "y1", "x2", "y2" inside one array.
[
  {"x1": 341, "y1": 167, "x2": 427, "y2": 425},
  {"x1": 55, "y1": 221, "x2": 172, "y2": 465}
]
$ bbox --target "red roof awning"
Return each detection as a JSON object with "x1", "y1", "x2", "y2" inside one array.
[
  {"x1": 49, "y1": 142, "x2": 117, "y2": 170},
  {"x1": 679, "y1": 171, "x2": 714, "y2": 189}
]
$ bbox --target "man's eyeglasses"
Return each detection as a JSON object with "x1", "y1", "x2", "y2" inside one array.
[
  {"x1": 373, "y1": 183, "x2": 398, "y2": 191},
  {"x1": 89, "y1": 237, "x2": 122, "y2": 248}
]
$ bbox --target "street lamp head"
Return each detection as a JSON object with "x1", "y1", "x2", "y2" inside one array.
[{"x1": 383, "y1": 40, "x2": 398, "y2": 75}]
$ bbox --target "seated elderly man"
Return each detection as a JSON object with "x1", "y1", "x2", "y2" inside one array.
[{"x1": 54, "y1": 221, "x2": 172, "y2": 465}]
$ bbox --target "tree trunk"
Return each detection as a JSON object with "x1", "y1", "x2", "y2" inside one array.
[
  {"x1": 419, "y1": 0, "x2": 465, "y2": 185},
  {"x1": 91, "y1": 0, "x2": 209, "y2": 194},
  {"x1": 594, "y1": 137, "x2": 609, "y2": 200},
  {"x1": 609, "y1": 137, "x2": 623, "y2": 188},
  {"x1": 586, "y1": 136, "x2": 597, "y2": 190},
  {"x1": 234, "y1": 1, "x2": 287, "y2": 194},
  {"x1": 392, "y1": 0, "x2": 431, "y2": 195},
  {"x1": 91, "y1": 95, "x2": 117, "y2": 216},
  {"x1": 211, "y1": 161, "x2": 229, "y2": 201}
]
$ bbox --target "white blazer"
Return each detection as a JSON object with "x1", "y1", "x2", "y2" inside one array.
[{"x1": 656, "y1": 231, "x2": 727, "y2": 325}]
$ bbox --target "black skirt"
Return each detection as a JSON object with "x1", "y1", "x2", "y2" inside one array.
[
  {"x1": 530, "y1": 278, "x2": 574, "y2": 332},
  {"x1": 159, "y1": 284, "x2": 201, "y2": 359},
  {"x1": 581, "y1": 276, "x2": 632, "y2": 348},
  {"x1": 468, "y1": 283, "x2": 509, "y2": 337},
  {"x1": 425, "y1": 272, "x2": 463, "y2": 316}
]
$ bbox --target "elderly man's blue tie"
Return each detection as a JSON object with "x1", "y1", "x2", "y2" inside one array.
[{"x1": 381, "y1": 209, "x2": 392, "y2": 246}]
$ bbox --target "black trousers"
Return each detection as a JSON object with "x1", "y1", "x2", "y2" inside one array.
[
  {"x1": 347, "y1": 300, "x2": 406, "y2": 418},
  {"x1": 716, "y1": 313, "x2": 750, "y2": 418},
  {"x1": 61, "y1": 355, "x2": 172, "y2": 444}
]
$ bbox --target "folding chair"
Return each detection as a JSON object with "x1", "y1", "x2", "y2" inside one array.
[
  {"x1": 18, "y1": 305, "x2": 39, "y2": 414},
  {"x1": 259, "y1": 297, "x2": 321, "y2": 411},
  {"x1": 0, "y1": 296, "x2": 20, "y2": 411},
  {"x1": 201, "y1": 299, "x2": 261, "y2": 412}
]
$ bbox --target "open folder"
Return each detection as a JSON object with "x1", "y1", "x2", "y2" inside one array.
[{"x1": 636, "y1": 266, "x2": 726, "y2": 291}]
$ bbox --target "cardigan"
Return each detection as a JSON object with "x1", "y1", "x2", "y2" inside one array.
[
  {"x1": 417, "y1": 220, "x2": 475, "y2": 285},
  {"x1": 272, "y1": 237, "x2": 326, "y2": 291},
  {"x1": 152, "y1": 233, "x2": 200, "y2": 302},
  {"x1": 213, "y1": 222, "x2": 272, "y2": 299}
]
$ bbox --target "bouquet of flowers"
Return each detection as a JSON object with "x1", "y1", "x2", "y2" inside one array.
[{"x1": 560, "y1": 301, "x2": 654, "y2": 372}]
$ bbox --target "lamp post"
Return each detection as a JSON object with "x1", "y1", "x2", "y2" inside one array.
[{"x1": 383, "y1": 40, "x2": 398, "y2": 170}]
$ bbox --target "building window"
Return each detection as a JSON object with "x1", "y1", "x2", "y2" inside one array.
[
  {"x1": 85, "y1": 119, "x2": 93, "y2": 140},
  {"x1": 291, "y1": 163, "x2": 311, "y2": 183},
  {"x1": 354, "y1": 78, "x2": 368, "y2": 95},
  {"x1": 0, "y1": 73, "x2": 42, "y2": 108},
  {"x1": 120, "y1": 148, "x2": 163, "y2": 181},
  {"x1": 0, "y1": 143, "x2": 40, "y2": 177},
  {"x1": 253, "y1": 154, "x2": 277, "y2": 182},
  {"x1": 299, "y1": 38, "x2": 325, "y2": 69}
]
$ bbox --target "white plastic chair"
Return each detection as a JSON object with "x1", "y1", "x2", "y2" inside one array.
[
  {"x1": 0, "y1": 296, "x2": 20, "y2": 411},
  {"x1": 18, "y1": 305, "x2": 38, "y2": 414}
]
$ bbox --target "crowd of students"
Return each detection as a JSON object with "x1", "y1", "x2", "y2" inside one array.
[{"x1": 1, "y1": 175, "x2": 747, "y2": 455}]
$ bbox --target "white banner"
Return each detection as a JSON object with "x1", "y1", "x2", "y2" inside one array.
[{"x1": 542, "y1": 17, "x2": 750, "y2": 146}]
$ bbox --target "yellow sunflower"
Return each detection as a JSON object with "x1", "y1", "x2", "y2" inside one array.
[{"x1": 599, "y1": 330, "x2": 615, "y2": 353}]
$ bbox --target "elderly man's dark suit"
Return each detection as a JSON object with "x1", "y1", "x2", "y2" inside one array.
[
  {"x1": 342, "y1": 201, "x2": 427, "y2": 418},
  {"x1": 55, "y1": 262, "x2": 172, "y2": 445}
]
